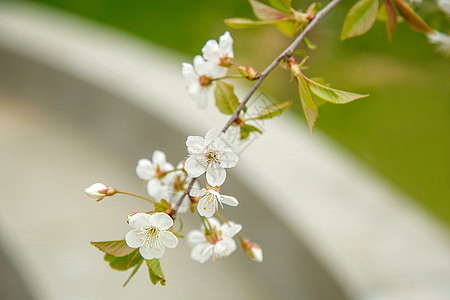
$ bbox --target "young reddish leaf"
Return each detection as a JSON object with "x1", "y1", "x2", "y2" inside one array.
[
  {"x1": 384, "y1": 0, "x2": 398, "y2": 40},
  {"x1": 269, "y1": 0, "x2": 292, "y2": 13},
  {"x1": 225, "y1": 18, "x2": 281, "y2": 29},
  {"x1": 295, "y1": 75, "x2": 317, "y2": 132},
  {"x1": 249, "y1": 0, "x2": 290, "y2": 20},
  {"x1": 393, "y1": 0, "x2": 435, "y2": 34},
  {"x1": 341, "y1": 0, "x2": 379, "y2": 40},
  {"x1": 91, "y1": 240, "x2": 135, "y2": 257},
  {"x1": 146, "y1": 259, "x2": 166, "y2": 286},
  {"x1": 214, "y1": 81, "x2": 241, "y2": 115},
  {"x1": 104, "y1": 249, "x2": 143, "y2": 271},
  {"x1": 246, "y1": 100, "x2": 293, "y2": 120},
  {"x1": 304, "y1": 76, "x2": 369, "y2": 104}
]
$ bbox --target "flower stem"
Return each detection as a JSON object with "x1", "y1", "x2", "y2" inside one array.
[
  {"x1": 172, "y1": 0, "x2": 342, "y2": 217},
  {"x1": 116, "y1": 191, "x2": 158, "y2": 205},
  {"x1": 213, "y1": 74, "x2": 245, "y2": 80}
]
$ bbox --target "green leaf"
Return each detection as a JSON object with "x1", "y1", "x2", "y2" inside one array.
[
  {"x1": 225, "y1": 18, "x2": 282, "y2": 28},
  {"x1": 146, "y1": 259, "x2": 166, "y2": 286},
  {"x1": 341, "y1": 0, "x2": 379, "y2": 40},
  {"x1": 247, "y1": 100, "x2": 293, "y2": 120},
  {"x1": 155, "y1": 199, "x2": 170, "y2": 212},
  {"x1": 104, "y1": 249, "x2": 143, "y2": 271},
  {"x1": 214, "y1": 81, "x2": 241, "y2": 115},
  {"x1": 295, "y1": 75, "x2": 317, "y2": 132},
  {"x1": 383, "y1": 0, "x2": 398, "y2": 41},
  {"x1": 123, "y1": 259, "x2": 144, "y2": 287},
  {"x1": 249, "y1": 0, "x2": 290, "y2": 20},
  {"x1": 240, "y1": 124, "x2": 262, "y2": 140},
  {"x1": 91, "y1": 240, "x2": 135, "y2": 257},
  {"x1": 393, "y1": 0, "x2": 434, "y2": 34},
  {"x1": 276, "y1": 21, "x2": 301, "y2": 36},
  {"x1": 269, "y1": 0, "x2": 291, "y2": 13},
  {"x1": 296, "y1": 75, "x2": 317, "y2": 111},
  {"x1": 294, "y1": 49, "x2": 307, "y2": 58},
  {"x1": 303, "y1": 37, "x2": 317, "y2": 50},
  {"x1": 304, "y1": 76, "x2": 369, "y2": 104}
]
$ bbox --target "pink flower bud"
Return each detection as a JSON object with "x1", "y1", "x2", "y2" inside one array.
[
  {"x1": 85, "y1": 183, "x2": 116, "y2": 201},
  {"x1": 240, "y1": 238, "x2": 263, "y2": 263}
]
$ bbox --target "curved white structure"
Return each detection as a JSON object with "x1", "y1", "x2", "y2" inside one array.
[{"x1": 0, "y1": 2, "x2": 448, "y2": 299}]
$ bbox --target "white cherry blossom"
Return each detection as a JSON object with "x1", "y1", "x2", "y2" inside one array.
[
  {"x1": 185, "y1": 128, "x2": 239, "y2": 187},
  {"x1": 166, "y1": 161, "x2": 200, "y2": 213},
  {"x1": 427, "y1": 32, "x2": 450, "y2": 56},
  {"x1": 182, "y1": 55, "x2": 223, "y2": 108},
  {"x1": 125, "y1": 212, "x2": 178, "y2": 260},
  {"x1": 136, "y1": 150, "x2": 174, "y2": 200},
  {"x1": 187, "y1": 218, "x2": 241, "y2": 263},
  {"x1": 202, "y1": 31, "x2": 234, "y2": 76},
  {"x1": 190, "y1": 186, "x2": 238, "y2": 217}
]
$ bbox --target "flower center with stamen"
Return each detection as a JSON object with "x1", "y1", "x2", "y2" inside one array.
[
  {"x1": 219, "y1": 56, "x2": 232, "y2": 67},
  {"x1": 199, "y1": 75, "x2": 213, "y2": 87}
]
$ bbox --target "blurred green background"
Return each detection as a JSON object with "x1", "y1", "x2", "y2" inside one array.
[{"x1": 25, "y1": 0, "x2": 449, "y2": 225}]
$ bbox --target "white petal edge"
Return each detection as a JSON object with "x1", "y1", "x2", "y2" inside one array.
[
  {"x1": 187, "y1": 230, "x2": 207, "y2": 247},
  {"x1": 185, "y1": 156, "x2": 206, "y2": 178},
  {"x1": 206, "y1": 163, "x2": 226, "y2": 187},
  {"x1": 220, "y1": 195, "x2": 239, "y2": 207},
  {"x1": 125, "y1": 229, "x2": 143, "y2": 248},
  {"x1": 161, "y1": 231, "x2": 178, "y2": 248},
  {"x1": 129, "y1": 213, "x2": 151, "y2": 229},
  {"x1": 149, "y1": 213, "x2": 173, "y2": 230},
  {"x1": 136, "y1": 159, "x2": 154, "y2": 180}
]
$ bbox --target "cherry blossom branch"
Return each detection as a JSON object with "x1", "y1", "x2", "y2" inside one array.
[
  {"x1": 116, "y1": 190, "x2": 158, "y2": 204},
  {"x1": 172, "y1": 0, "x2": 342, "y2": 217},
  {"x1": 221, "y1": 0, "x2": 342, "y2": 133}
]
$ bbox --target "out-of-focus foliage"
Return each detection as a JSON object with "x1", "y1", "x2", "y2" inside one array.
[{"x1": 25, "y1": 0, "x2": 450, "y2": 225}]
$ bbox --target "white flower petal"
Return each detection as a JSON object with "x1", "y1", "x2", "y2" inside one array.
[
  {"x1": 206, "y1": 163, "x2": 226, "y2": 187},
  {"x1": 197, "y1": 194, "x2": 218, "y2": 217},
  {"x1": 140, "y1": 242, "x2": 165, "y2": 260},
  {"x1": 182, "y1": 63, "x2": 196, "y2": 80},
  {"x1": 220, "y1": 148, "x2": 239, "y2": 168},
  {"x1": 149, "y1": 213, "x2": 173, "y2": 230},
  {"x1": 152, "y1": 150, "x2": 167, "y2": 165},
  {"x1": 185, "y1": 156, "x2": 206, "y2": 178},
  {"x1": 125, "y1": 229, "x2": 143, "y2": 248},
  {"x1": 129, "y1": 213, "x2": 151, "y2": 229},
  {"x1": 186, "y1": 136, "x2": 205, "y2": 154},
  {"x1": 136, "y1": 159, "x2": 155, "y2": 180},
  {"x1": 215, "y1": 238, "x2": 236, "y2": 257},
  {"x1": 191, "y1": 243, "x2": 212, "y2": 263},
  {"x1": 147, "y1": 178, "x2": 162, "y2": 198},
  {"x1": 221, "y1": 223, "x2": 242, "y2": 239},
  {"x1": 189, "y1": 187, "x2": 206, "y2": 197},
  {"x1": 161, "y1": 231, "x2": 178, "y2": 248},
  {"x1": 219, "y1": 31, "x2": 234, "y2": 58},
  {"x1": 219, "y1": 195, "x2": 239, "y2": 207},
  {"x1": 195, "y1": 88, "x2": 209, "y2": 108},
  {"x1": 187, "y1": 230, "x2": 207, "y2": 247},
  {"x1": 206, "y1": 217, "x2": 221, "y2": 231},
  {"x1": 202, "y1": 39, "x2": 220, "y2": 62},
  {"x1": 200, "y1": 244, "x2": 214, "y2": 263},
  {"x1": 205, "y1": 128, "x2": 225, "y2": 144},
  {"x1": 85, "y1": 183, "x2": 107, "y2": 199}
]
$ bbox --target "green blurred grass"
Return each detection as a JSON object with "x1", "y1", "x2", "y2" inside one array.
[{"x1": 25, "y1": 0, "x2": 450, "y2": 225}]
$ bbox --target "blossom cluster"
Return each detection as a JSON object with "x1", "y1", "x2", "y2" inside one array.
[{"x1": 182, "y1": 31, "x2": 234, "y2": 107}]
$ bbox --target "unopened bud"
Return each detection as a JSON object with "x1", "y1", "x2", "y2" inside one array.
[
  {"x1": 238, "y1": 65, "x2": 259, "y2": 80},
  {"x1": 85, "y1": 183, "x2": 117, "y2": 201},
  {"x1": 127, "y1": 212, "x2": 139, "y2": 223},
  {"x1": 240, "y1": 237, "x2": 263, "y2": 263}
]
